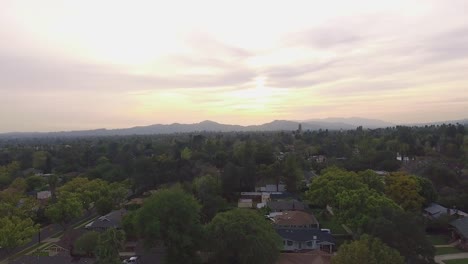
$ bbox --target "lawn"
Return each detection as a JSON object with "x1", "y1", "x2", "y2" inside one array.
[
  {"x1": 443, "y1": 259, "x2": 468, "y2": 264},
  {"x1": 427, "y1": 234, "x2": 450, "y2": 245},
  {"x1": 435, "y1": 247, "x2": 464, "y2": 255}
]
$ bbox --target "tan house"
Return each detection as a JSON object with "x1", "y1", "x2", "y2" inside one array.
[{"x1": 272, "y1": 211, "x2": 319, "y2": 229}]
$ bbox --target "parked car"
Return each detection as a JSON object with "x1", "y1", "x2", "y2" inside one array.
[{"x1": 122, "y1": 256, "x2": 140, "y2": 264}]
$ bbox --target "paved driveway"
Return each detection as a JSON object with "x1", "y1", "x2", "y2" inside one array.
[{"x1": 435, "y1": 253, "x2": 468, "y2": 264}]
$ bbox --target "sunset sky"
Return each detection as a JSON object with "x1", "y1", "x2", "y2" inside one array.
[{"x1": 1, "y1": 0, "x2": 468, "y2": 132}]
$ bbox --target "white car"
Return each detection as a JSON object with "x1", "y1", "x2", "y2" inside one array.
[{"x1": 122, "y1": 256, "x2": 140, "y2": 264}]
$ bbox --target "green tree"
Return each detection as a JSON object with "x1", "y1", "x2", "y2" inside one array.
[
  {"x1": 206, "y1": 209, "x2": 281, "y2": 264},
  {"x1": 193, "y1": 174, "x2": 226, "y2": 222},
  {"x1": 25, "y1": 175, "x2": 45, "y2": 191},
  {"x1": 95, "y1": 228, "x2": 125, "y2": 264},
  {"x1": 336, "y1": 188, "x2": 398, "y2": 234},
  {"x1": 74, "y1": 231, "x2": 99, "y2": 256},
  {"x1": 385, "y1": 172, "x2": 424, "y2": 211},
  {"x1": 332, "y1": 235, "x2": 404, "y2": 264},
  {"x1": 306, "y1": 167, "x2": 366, "y2": 207},
  {"x1": 96, "y1": 197, "x2": 114, "y2": 216},
  {"x1": 282, "y1": 155, "x2": 303, "y2": 193},
  {"x1": 0, "y1": 216, "x2": 39, "y2": 252},
  {"x1": 358, "y1": 170, "x2": 385, "y2": 193},
  {"x1": 45, "y1": 192, "x2": 83, "y2": 229},
  {"x1": 135, "y1": 186, "x2": 202, "y2": 263}
]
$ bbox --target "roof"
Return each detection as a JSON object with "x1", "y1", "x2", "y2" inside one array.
[
  {"x1": 424, "y1": 203, "x2": 468, "y2": 218},
  {"x1": 267, "y1": 200, "x2": 305, "y2": 211},
  {"x1": 276, "y1": 251, "x2": 332, "y2": 264},
  {"x1": 273, "y1": 211, "x2": 319, "y2": 227},
  {"x1": 270, "y1": 192, "x2": 296, "y2": 201},
  {"x1": 10, "y1": 256, "x2": 94, "y2": 264},
  {"x1": 276, "y1": 229, "x2": 336, "y2": 244},
  {"x1": 450, "y1": 217, "x2": 468, "y2": 239},
  {"x1": 85, "y1": 208, "x2": 126, "y2": 229}
]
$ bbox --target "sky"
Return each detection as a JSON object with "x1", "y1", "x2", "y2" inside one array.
[{"x1": 1, "y1": 0, "x2": 468, "y2": 132}]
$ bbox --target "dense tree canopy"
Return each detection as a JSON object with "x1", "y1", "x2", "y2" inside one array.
[{"x1": 206, "y1": 209, "x2": 281, "y2": 264}]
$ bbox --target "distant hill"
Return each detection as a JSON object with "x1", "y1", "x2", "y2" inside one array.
[
  {"x1": 303, "y1": 117, "x2": 395, "y2": 129},
  {"x1": 0, "y1": 118, "x2": 466, "y2": 139}
]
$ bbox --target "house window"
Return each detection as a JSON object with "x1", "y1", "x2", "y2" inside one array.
[
  {"x1": 306, "y1": 241, "x2": 313, "y2": 247},
  {"x1": 287, "y1": 240, "x2": 293, "y2": 246}
]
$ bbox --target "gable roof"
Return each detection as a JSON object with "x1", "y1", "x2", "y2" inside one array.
[
  {"x1": 424, "y1": 203, "x2": 468, "y2": 218},
  {"x1": 276, "y1": 251, "x2": 332, "y2": 264},
  {"x1": 10, "y1": 256, "x2": 94, "y2": 264},
  {"x1": 267, "y1": 200, "x2": 305, "y2": 211},
  {"x1": 85, "y1": 208, "x2": 126, "y2": 229},
  {"x1": 273, "y1": 211, "x2": 319, "y2": 227},
  {"x1": 276, "y1": 229, "x2": 336, "y2": 244},
  {"x1": 450, "y1": 217, "x2": 468, "y2": 239}
]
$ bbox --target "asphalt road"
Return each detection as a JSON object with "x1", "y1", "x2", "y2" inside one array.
[{"x1": 0, "y1": 210, "x2": 97, "y2": 262}]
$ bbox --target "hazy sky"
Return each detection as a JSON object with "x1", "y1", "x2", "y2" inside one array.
[{"x1": 1, "y1": 0, "x2": 468, "y2": 132}]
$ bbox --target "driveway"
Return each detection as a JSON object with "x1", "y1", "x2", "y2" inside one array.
[{"x1": 435, "y1": 253, "x2": 468, "y2": 264}]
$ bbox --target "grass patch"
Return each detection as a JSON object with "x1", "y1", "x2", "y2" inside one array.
[
  {"x1": 443, "y1": 259, "x2": 468, "y2": 264},
  {"x1": 435, "y1": 247, "x2": 464, "y2": 255},
  {"x1": 427, "y1": 234, "x2": 450, "y2": 245}
]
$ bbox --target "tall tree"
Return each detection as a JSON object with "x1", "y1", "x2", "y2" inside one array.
[
  {"x1": 385, "y1": 172, "x2": 424, "y2": 211},
  {"x1": 95, "y1": 228, "x2": 125, "y2": 264},
  {"x1": 45, "y1": 192, "x2": 83, "y2": 229},
  {"x1": 0, "y1": 216, "x2": 39, "y2": 252},
  {"x1": 332, "y1": 235, "x2": 404, "y2": 264},
  {"x1": 135, "y1": 186, "x2": 202, "y2": 264},
  {"x1": 206, "y1": 209, "x2": 281, "y2": 264}
]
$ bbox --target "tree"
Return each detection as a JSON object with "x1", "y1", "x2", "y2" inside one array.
[
  {"x1": 385, "y1": 172, "x2": 424, "y2": 211},
  {"x1": 332, "y1": 235, "x2": 404, "y2": 264},
  {"x1": 306, "y1": 167, "x2": 366, "y2": 207},
  {"x1": 193, "y1": 174, "x2": 227, "y2": 222},
  {"x1": 414, "y1": 176, "x2": 438, "y2": 206},
  {"x1": 282, "y1": 155, "x2": 303, "y2": 193},
  {"x1": 74, "y1": 231, "x2": 99, "y2": 256},
  {"x1": 0, "y1": 216, "x2": 39, "y2": 252},
  {"x1": 206, "y1": 209, "x2": 281, "y2": 264},
  {"x1": 365, "y1": 207, "x2": 435, "y2": 264},
  {"x1": 95, "y1": 228, "x2": 125, "y2": 264},
  {"x1": 357, "y1": 170, "x2": 384, "y2": 193},
  {"x1": 135, "y1": 186, "x2": 202, "y2": 263},
  {"x1": 45, "y1": 192, "x2": 83, "y2": 229},
  {"x1": 26, "y1": 175, "x2": 45, "y2": 191},
  {"x1": 336, "y1": 188, "x2": 398, "y2": 234},
  {"x1": 96, "y1": 197, "x2": 114, "y2": 216}
]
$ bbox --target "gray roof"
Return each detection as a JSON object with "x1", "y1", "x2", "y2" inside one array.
[
  {"x1": 450, "y1": 217, "x2": 468, "y2": 239},
  {"x1": 267, "y1": 200, "x2": 305, "y2": 211},
  {"x1": 276, "y1": 228, "x2": 336, "y2": 244},
  {"x1": 11, "y1": 256, "x2": 94, "y2": 264},
  {"x1": 424, "y1": 203, "x2": 467, "y2": 219},
  {"x1": 86, "y1": 208, "x2": 126, "y2": 230}
]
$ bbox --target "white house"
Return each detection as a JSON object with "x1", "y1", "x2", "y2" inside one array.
[{"x1": 276, "y1": 229, "x2": 335, "y2": 253}]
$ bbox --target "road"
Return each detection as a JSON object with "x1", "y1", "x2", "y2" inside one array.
[
  {"x1": 435, "y1": 253, "x2": 468, "y2": 264},
  {"x1": 0, "y1": 210, "x2": 97, "y2": 262}
]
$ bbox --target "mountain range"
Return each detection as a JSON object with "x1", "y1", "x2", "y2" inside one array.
[{"x1": 1, "y1": 117, "x2": 467, "y2": 139}]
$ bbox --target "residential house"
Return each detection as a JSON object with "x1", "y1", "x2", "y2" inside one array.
[
  {"x1": 256, "y1": 184, "x2": 286, "y2": 192},
  {"x1": 267, "y1": 200, "x2": 305, "y2": 212},
  {"x1": 277, "y1": 229, "x2": 335, "y2": 253},
  {"x1": 276, "y1": 250, "x2": 332, "y2": 264},
  {"x1": 424, "y1": 203, "x2": 468, "y2": 220},
  {"x1": 450, "y1": 217, "x2": 468, "y2": 249},
  {"x1": 85, "y1": 208, "x2": 126, "y2": 231},
  {"x1": 271, "y1": 211, "x2": 319, "y2": 229}
]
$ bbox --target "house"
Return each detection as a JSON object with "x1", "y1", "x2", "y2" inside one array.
[
  {"x1": 85, "y1": 208, "x2": 126, "y2": 231},
  {"x1": 271, "y1": 211, "x2": 319, "y2": 229},
  {"x1": 424, "y1": 203, "x2": 468, "y2": 219},
  {"x1": 238, "y1": 199, "x2": 253, "y2": 208},
  {"x1": 267, "y1": 200, "x2": 305, "y2": 212},
  {"x1": 450, "y1": 217, "x2": 468, "y2": 249},
  {"x1": 10, "y1": 255, "x2": 94, "y2": 264},
  {"x1": 256, "y1": 184, "x2": 286, "y2": 192},
  {"x1": 37, "y1": 191, "x2": 52, "y2": 200},
  {"x1": 276, "y1": 229, "x2": 335, "y2": 253},
  {"x1": 240, "y1": 192, "x2": 271, "y2": 203},
  {"x1": 276, "y1": 250, "x2": 332, "y2": 264}
]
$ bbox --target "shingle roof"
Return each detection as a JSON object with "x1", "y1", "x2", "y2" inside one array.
[
  {"x1": 10, "y1": 256, "x2": 94, "y2": 264},
  {"x1": 267, "y1": 200, "x2": 305, "y2": 211},
  {"x1": 85, "y1": 208, "x2": 126, "y2": 229},
  {"x1": 450, "y1": 217, "x2": 468, "y2": 239},
  {"x1": 273, "y1": 211, "x2": 319, "y2": 227},
  {"x1": 276, "y1": 229, "x2": 336, "y2": 244},
  {"x1": 424, "y1": 203, "x2": 467, "y2": 219}
]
